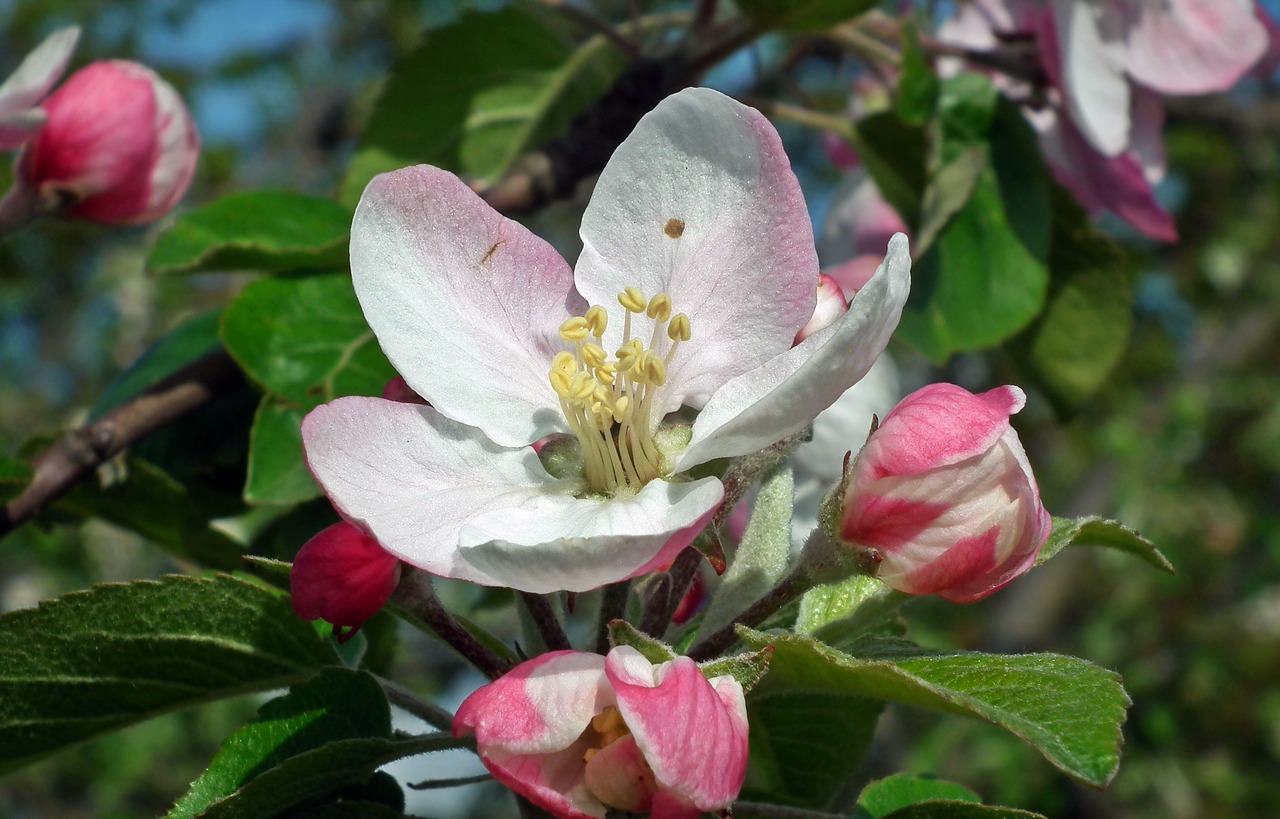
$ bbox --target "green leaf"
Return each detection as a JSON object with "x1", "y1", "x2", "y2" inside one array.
[
  {"x1": 797, "y1": 574, "x2": 907, "y2": 650},
  {"x1": 221, "y1": 273, "x2": 394, "y2": 407},
  {"x1": 899, "y1": 78, "x2": 1050, "y2": 360},
  {"x1": 608, "y1": 620, "x2": 677, "y2": 664},
  {"x1": 340, "y1": 6, "x2": 626, "y2": 205},
  {"x1": 737, "y1": 0, "x2": 879, "y2": 31},
  {"x1": 853, "y1": 111, "x2": 927, "y2": 227},
  {"x1": 1015, "y1": 219, "x2": 1132, "y2": 409},
  {"x1": 0, "y1": 574, "x2": 338, "y2": 773},
  {"x1": 741, "y1": 632, "x2": 1130, "y2": 787},
  {"x1": 244, "y1": 399, "x2": 320, "y2": 505},
  {"x1": 0, "y1": 456, "x2": 32, "y2": 504},
  {"x1": 148, "y1": 191, "x2": 352, "y2": 275},
  {"x1": 197, "y1": 733, "x2": 462, "y2": 819},
  {"x1": 699, "y1": 648, "x2": 773, "y2": 694},
  {"x1": 879, "y1": 803, "x2": 1047, "y2": 819},
  {"x1": 897, "y1": 25, "x2": 939, "y2": 127},
  {"x1": 170, "y1": 667, "x2": 391, "y2": 817},
  {"x1": 52, "y1": 458, "x2": 246, "y2": 570},
  {"x1": 699, "y1": 465, "x2": 794, "y2": 639},
  {"x1": 91, "y1": 311, "x2": 223, "y2": 418},
  {"x1": 857, "y1": 773, "x2": 979, "y2": 816},
  {"x1": 1036, "y1": 516, "x2": 1173, "y2": 573}
]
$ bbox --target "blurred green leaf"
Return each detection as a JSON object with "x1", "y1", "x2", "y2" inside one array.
[
  {"x1": 221, "y1": 273, "x2": 393, "y2": 407},
  {"x1": 857, "y1": 773, "x2": 980, "y2": 816},
  {"x1": 52, "y1": 458, "x2": 245, "y2": 570},
  {"x1": 244, "y1": 399, "x2": 320, "y2": 505},
  {"x1": 91, "y1": 311, "x2": 223, "y2": 418},
  {"x1": 742, "y1": 632, "x2": 1130, "y2": 787},
  {"x1": 737, "y1": 0, "x2": 879, "y2": 31},
  {"x1": 897, "y1": 25, "x2": 939, "y2": 127},
  {"x1": 899, "y1": 77, "x2": 1050, "y2": 360},
  {"x1": 148, "y1": 191, "x2": 352, "y2": 275},
  {"x1": 854, "y1": 110, "x2": 927, "y2": 227},
  {"x1": 0, "y1": 456, "x2": 32, "y2": 504},
  {"x1": 169, "y1": 667, "x2": 390, "y2": 817},
  {"x1": 340, "y1": 6, "x2": 626, "y2": 205},
  {"x1": 0, "y1": 574, "x2": 338, "y2": 774},
  {"x1": 1036, "y1": 516, "x2": 1173, "y2": 573}
]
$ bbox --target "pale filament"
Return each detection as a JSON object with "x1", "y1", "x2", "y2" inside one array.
[{"x1": 549, "y1": 288, "x2": 691, "y2": 493}]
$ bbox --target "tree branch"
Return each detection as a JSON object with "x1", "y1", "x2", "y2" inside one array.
[{"x1": 1, "y1": 349, "x2": 245, "y2": 541}]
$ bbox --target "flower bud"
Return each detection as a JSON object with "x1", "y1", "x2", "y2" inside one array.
[
  {"x1": 794, "y1": 273, "x2": 847, "y2": 345},
  {"x1": 17, "y1": 59, "x2": 198, "y2": 224},
  {"x1": 291, "y1": 521, "x2": 401, "y2": 641},
  {"x1": 839, "y1": 383, "x2": 1051, "y2": 603}
]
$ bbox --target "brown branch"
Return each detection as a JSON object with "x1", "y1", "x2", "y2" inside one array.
[
  {"x1": 517, "y1": 591, "x2": 572, "y2": 652},
  {"x1": 1, "y1": 349, "x2": 245, "y2": 541}
]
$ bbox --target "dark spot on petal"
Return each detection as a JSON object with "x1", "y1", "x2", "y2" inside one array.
[
  {"x1": 663, "y1": 218, "x2": 685, "y2": 239},
  {"x1": 480, "y1": 240, "x2": 504, "y2": 264}
]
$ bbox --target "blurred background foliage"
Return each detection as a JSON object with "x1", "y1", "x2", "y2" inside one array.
[{"x1": 1, "y1": 0, "x2": 1278, "y2": 817}]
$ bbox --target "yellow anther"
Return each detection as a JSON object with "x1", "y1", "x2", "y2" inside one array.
[
  {"x1": 667, "y1": 313, "x2": 691, "y2": 342},
  {"x1": 613, "y1": 395, "x2": 631, "y2": 422},
  {"x1": 646, "y1": 292, "x2": 672, "y2": 323},
  {"x1": 549, "y1": 368, "x2": 574, "y2": 397},
  {"x1": 618, "y1": 287, "x2": 648, "y2": 314},
  {"x1": 581, "y1": 343, "x2": 607, "y2": 369},
  {"x1": 584, "y1": 305, "x2": 608, "y2": 337},
  {"x1": 569, "y1": 372, "x2": 595, "y2": 402},
  {"x1": 594, "y1": 363, "x2": 616, "y2": 386},
  {"x1": 551, "y1": 351, "x2": 577, "y2": 374},
  {"x1": 559, "y1": 317, "x2": 590, "y2": 343},
  {"x1": 615, "y1": 338, "x2": 644, "y2": 371},
  {"x1": 641, "y1": 352, "x2": 667, "y2": 387}
]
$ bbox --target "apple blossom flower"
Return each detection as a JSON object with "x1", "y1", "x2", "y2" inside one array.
[
  {"x1": 302, "y1": 87, "x2": 911, "y2": 594},
  {"x1": 453, "y1": 645, "x2": 748, "y2": 819},
  {"x1": 291, "y1": 521, "x2": 401, "y2": 642},
  {"x1": 839, "y1": 383, "x2": 1051, "y2": 603},
  {"x1": 14, "y1": 59, "x2": 199, "y2": 224},
  {"x1": 0, "y1": 26, "x2": 79, "y2": 151}
]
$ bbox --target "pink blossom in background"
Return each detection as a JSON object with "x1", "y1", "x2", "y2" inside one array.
[
  {"x1": 302, "y1": 88, "x2": 911, "y2": 594},
  {"x1": 840, "y1": 383, "x2": 1051, "y2": 603},
  {"x1": 453, "y1": 646, "x2": 748, "y2": 818},
  {"x1": 0, "y1": 27, "x2": 79, "y2": 151},
  {"x1": 16, "y1": 59, "x2": 199, "y2": 224},
  {"x1": 290, "y1": 521, "x2": 401, "y2": 642}
]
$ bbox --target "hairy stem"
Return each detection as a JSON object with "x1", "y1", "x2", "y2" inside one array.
[
  {"x1": 518, "y1": 591, "x2": 572, "y2": 652},
  {"x1": 391, "y1": 571, "x2": 513, "y2": 680}
]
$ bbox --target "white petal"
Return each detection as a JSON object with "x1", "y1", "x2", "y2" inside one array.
[
  {"x1": 1052, "y1": 0, "x2": 1130, "y2": 155},
  {"x1": 675, "y1": 234, "x2": 911, "y2": 472},
  {"x1": 0, "y1": 109, "x2": 47, "y2": 152},
  {"x1": 0, "y1": 26, "x2": 78, "y2": 116},
  {"x1": 301, "y1": 396, "x2": 560, "y2": 586},
  {"x1": 457, "y1": 477, "x2": 725, "y2": 593},
  {"x1": 350, "y1": 165, "x2": 585, "y2": 447},
  {"x1": 575, "y1": 88, "x2": 818, "y2": 414}
]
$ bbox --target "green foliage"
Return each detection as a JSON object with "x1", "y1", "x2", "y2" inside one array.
[
  {"x1": 896, "y1": 25, "x2": 939, "y2": 127},
  {"x1": 736, "y1": 0, "x2": 879, "y2": 31},
  {"x1": 1036, "y1": 516, "x2": 1174, "y2": 573},
  {"x1": 0, "y1": 456, "x2": 32, "y2": 504},
  {"x1": 608, "y1": 619, "x2": 678, "y2": 663},
  {"x1": 797, "y1": 574, "x2": 908, "y2": 649},
  {"x1": 148, "y1": 192, "x2": 352, "y2": 276},
  {"x1": 221, "y1": 272, "x2": 396, "y2": 504},
  {"x1": 340, "y1": 5, "x2": 626, "y2": 205},
  {"x1": 699, "y1": 648, "x2": 774, "y2": 694},
  {"x1": 0, "y1": 574, "x2": 338, "y2": 773},
  {"x1": 856, "y1": 773, "x2": 981, "y2": 815},
  {"x1": 742, "y1": 631, "x2": 1130, "y2": 787}
]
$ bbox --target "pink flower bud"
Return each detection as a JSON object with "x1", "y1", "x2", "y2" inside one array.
[
  {"x1": 840, "y1": 383, "x2": 1051, "y2": 603},
  {"x1": 291, "y1": 521, "x2": 401, "y2": 642},
  {"x1": 454, "y1": 646, "x2": 749, "y2": 819},
  {"x1": 17, "y1": 59, "x2": 198, "y2": 224}
]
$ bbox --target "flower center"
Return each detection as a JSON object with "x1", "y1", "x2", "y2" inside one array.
[{"x1": 549, "y1": 287, "x2": 691, "y2": 494}]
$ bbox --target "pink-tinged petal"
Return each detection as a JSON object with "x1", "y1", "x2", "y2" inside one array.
[
  {"x1": 381, "y1": 374, "x2": 427, "y2": 404},
  {"x1": 349, "y1": 165, "x2": 585, "y2": 447},
  {"x1": 456, "y1": 476, "x2": 724, "y2": 593},
  {"x1": 0, "y1": 26, "x2": 79, "y2": 118},
  {"x1": 575, "y1": 88, "x2": 818, "y2": 414},
  {"x1": 455, "y1": 652, "x2": 611, "y2": 753},
  {"x1": 607, "y1": 647, "x2": 749, "y2": 812},
  {"x1": 1048, "y1": 0, "x2": 1131, "y2": 155},
  {"x1": 581, "y1": 735, "x2": 656, "y2": 813},
  {"x1": 290, "y1": 522, "x2": 400, "y2": 637},
  {"x1": 841, "y1": 494, "x2": 953, "y2": 552},
  {"x1": 822, "y1": 171, "x2": 910, "y2": 264},
  {"x1": 1251, "y1": 4, "x2": 1280, "y2": 78},
  {"x1": 131, "y1": 68, "x2": 199, "y2": 223},
  {"x1": 858, "y1": 384, "x2": 1025, "y2": 478},
  {"x1": 301, "y1": 396, "x2": 560, "y2": 587},
  {"x1": 794, "y1": 274, "x2": 848, "y2": 344},
  {"x1": 0, "y1": 109, "x2": 47, "y2": 152},
  {"x1": 675, "y1": 233, "x2": 910, "y2": 472},
  {"x1": 895, "y1": 525, "x2": 1002, "y2": 595},
  {"x1": 481, "y1": 747, "x2": 605, "y2": 819},
  {"x1": 1129, "y1": 87, "x2": 1166, "y2": 184},
  {"x1": 1122, "y1": 0, "x2": 1267, "y2": 95}
]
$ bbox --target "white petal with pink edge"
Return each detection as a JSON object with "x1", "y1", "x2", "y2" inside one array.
[
  {"x1": 349, "y1": 165, "x2": 585, "y2": 447},
  {"x1": 575, "y1": 87, "x2": 818, "y2": 415},
  {"x1": 1122, "y1": 0, "x2": 1267, "y2": 95},
  {"x1": 1051, "y1": 0, "x2": 1130, "y2": 155},
  {"x1": 674, "y1": 232, "x2": 910, "y2": 472},
  {"x1": 0, "y1": 26, "x2": 78, "y2": 116},
  {"x1": 606, "y1": 647, "x2": 749, "y2": 812},
  {"x1": 300, "y1": 396, "x2": 562, "y2": 586},
  {"x1": 456, "y1": 476, "x2": 725, "y2": 594}
]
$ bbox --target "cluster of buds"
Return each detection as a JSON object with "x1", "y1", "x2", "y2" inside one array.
[{"x1": 0, "y1": 26, "x2": 198, "y2": 228}]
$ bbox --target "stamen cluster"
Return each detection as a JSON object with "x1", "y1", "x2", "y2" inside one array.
[{"x1": 549, "y1": 288, "x2": 691, "y2": 493}]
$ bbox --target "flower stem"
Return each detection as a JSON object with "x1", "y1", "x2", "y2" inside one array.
[
  {"x1": 517, "y1": 591, "x2": 572, "y2": 652},
  {"x1": 639, "y1": 545, "x2": 702, "y2": 637},
  {"x1": 593, "y1": 580, "x2": 632, "y2": 653},
  {"x1": 390, "y1": 571, "x2": 512, "y2": 680},
  {"x1": 375, "y1": 674, "x2": 455, "y2": 731},
  {"x1": 686, "y1": 568, "x2": 810, "y2": 661}
]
